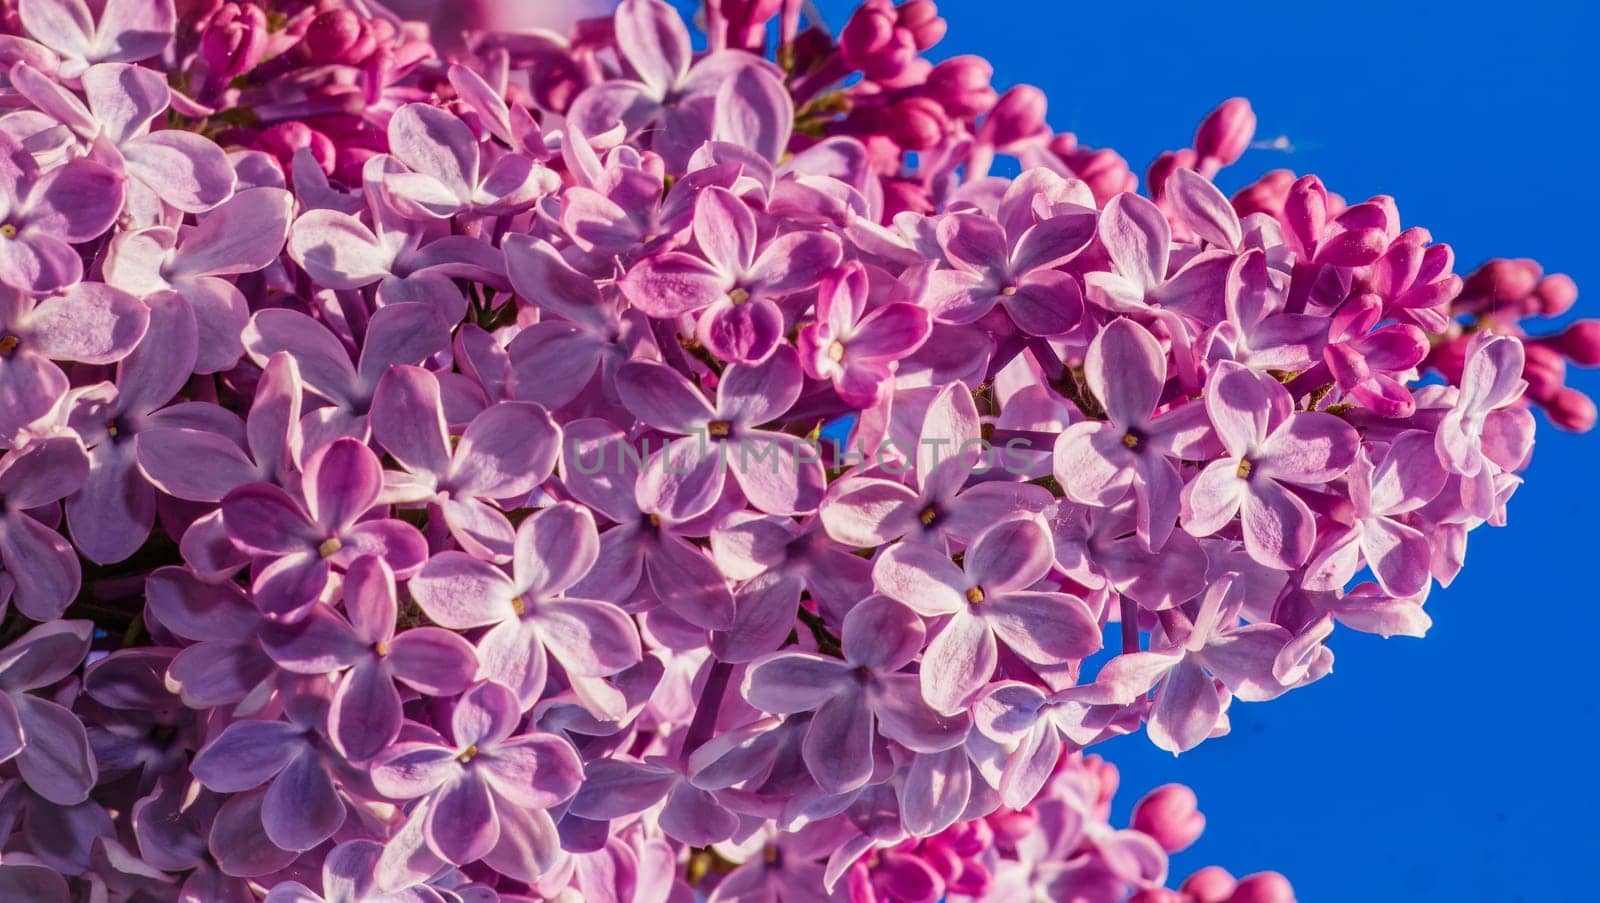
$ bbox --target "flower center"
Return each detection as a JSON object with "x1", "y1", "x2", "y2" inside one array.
[
  {"x1": 0, "y1": 224, "x2": 16, "y2": 239},
  {"x1": 966, "y1": 586, "x2": 986, "y2": 604},
  {"x1": 0, "y1": 335, "x2": 17, "y2": 356},
  {"x1": 763, "y1": 845, "x2": 781, "y2": 866},
  {"x1": 1122, "y1": 432, "x2": 1140, "y2": 449},
  {"x1": 827, "y1": 340, "x2": 846, "y2": 362},
  {"x1": 457, "y1": 744, "x2": 479, "y2": 764},
  {"x1": 707, "y1": 419, "x2": 733, "y2": 439},
  {"x1": 1236, "y1": 458, "x2": 1254, "y2": 479},
  {"x1": 918, "y1": 506, "x2": 939, "y2": 526},
  {"x1": 511, "y1": 595, "x2": 527, "y2": 616},
  {"x1": 105, "y1": 420, "x2": 120, "y2": 439},
  {"x1": 728, "y1": 287, "x2": 751, "y2": 305},
  {"x1": 317, "y1": 537, "x2": 342, "y2": 558},
  {"x1": 374, "y1": 640, "x2": 389, "y2": 657},
  {"x1": 999, "y1": 282, "x2": 1017, "y2": 296}
]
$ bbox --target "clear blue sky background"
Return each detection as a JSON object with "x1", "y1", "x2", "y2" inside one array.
[{"x1": 682, "y1": 1, "x2": 1600, "y2": 897}]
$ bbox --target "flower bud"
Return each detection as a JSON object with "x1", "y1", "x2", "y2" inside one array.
[
  {"x1": 1225, "y1": 871, "x2": 1296, "y2": 903},
  {"x1": 1546, "y1": 320, "x2": 1600, "y2": 366},
  {"x1": 199, "y1": 3, "x2": 268, "y2": 87},
  {"x1": 926, "y1": 56, "x2": 996, "y2": 118},
  {"x1": 1283, "y1": 175, "x2": 1328, "y2": 258},
  {"x1": 897, "y1": 1, "x2": 947, "y2": 49},
  {"x1": 1544, "y1": 387, "x2": 1598, "y2": 433},
  {"x1": 1146, "y1": 149, "x2": 1197, "y2": 203},
  {"x1": 1462, "y1": 258, "x2": 1541, "y2": 307},
  {"x1": 720, "y1": 0, "x2": 784, "y2": 51},
  {"x1": 1231, "y1": 169, "x2": 1295, "y2": 219},
  {"x1": 981, "y1": 85, "x2": 1048, "y2": 150},
  {"x1": 1129, "y1": 891, "x2": 1187, "y2": 903},
  {"x1": 1194, "y1": 97, "x2": 1255, "y2": 168},
  {"x1": 887, "y1": 96, "x2": 949, "y2": 150},
  {"x1": 1131, "y1": 783, "x2": 1206, "y2": 852},
  {"x1": 1522, "y1": 340, "x2": 1566, "y2": 397},
  {"x1": 303, "y1": 10, "x2": 374, "y2": 65},
  {"x1": 258, "y1": 121, "x2": 336, "y2": 174},
  {"x1": 1180, "y1": 866, "x2": 1238, "y2": 903},
  {"x1": 1534, "y1": 273, "x2": 1578, "y2": 316}
]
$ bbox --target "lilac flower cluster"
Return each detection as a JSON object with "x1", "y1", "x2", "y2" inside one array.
[{"x1": 0, "y1": 0, "x2": 1588, "y2": 900}]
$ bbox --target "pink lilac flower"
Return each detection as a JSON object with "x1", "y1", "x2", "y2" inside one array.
[
  {"x1": 1180, "y1": 361, "x2": 1360, "y2": 569},
  {"x1": 0, "y1": 130, "x2": 122, "y2": 292},
  {"x1": 369, "y1": 680, "x2": 583, "y2": 878},
  {"x1": 873, "y1": 515, "x2": 1102, "y2": 712},
  {"x1": 619, "y1": 186, "x2": 842, "y2": 362},
  {"x1": 741, "y1": 594, "x2": 971, "y2": 793},
  {"x1": 797, "y1": 261, "x2": 933, "y2": 408},
  {"x1": 0, "y1": 619, "x2": 97, "y2": 804},
  {"x1": 0, "y1": 434, "x2": 87, "y2": 620},
  {"x1": 258, "y1": 556, "x2": 478, "y2": 762},
  {"x1": 407, "y1": 502, "x2": 642, "y2": 708},
  {"x1": 221, "y1": 437, "x2": 428, "y2": 621}
]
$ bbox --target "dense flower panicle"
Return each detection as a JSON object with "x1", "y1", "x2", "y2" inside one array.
[{"x1": 0, "y1": 0, "x2": 1585, "y2": 901}]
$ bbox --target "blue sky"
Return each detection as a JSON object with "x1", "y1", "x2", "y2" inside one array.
[
  {"x1": 812, "y1": 1, "x2": 1600, "y2": 896},
  {"x1": 672, "y1": 0, "x2": 1599, "y2": 896},
  {"x1": 801, "y1": 0, "x2": 1599, "y2": 898}
]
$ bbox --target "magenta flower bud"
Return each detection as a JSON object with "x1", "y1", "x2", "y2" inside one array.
[
  {"x1": 1522, "y1": 342, "x2": 1566, "y2": 397},
  {"x1": 1131, "y1": 783, "x2": 1206, "y2": 852},
  {"x1": 1225, "y1": 872, "x2": 1297, "y2": 903},
  {"x1": 1535, "y1": 272, "x2": 1579, "y2": 316},
  {"x1": 258, "y1": 121, "x2": 336, "y2": 174},
  {"x1": 839, "y1": 1, "x2": 904, "y2": 76},
  {"x1": 1194, "y1": 97, "x2": 1256, "y2": 167},
  {"x1": 199, "y1": 2, "x2": 268, "y2": 86},
  {"x1": 1544, "y1": 320, "x2": 1600, "y2": 366},
  {"x1": 981, "y1": 84, "x2": 1049, "y2": 149},
  {"x1": 887, "y1": 96, "x2": 949, "y2": 150},
  {"x1": 1462, "y1": 258, "x2": 1541, "y2": 307},
  {"x1": 721, "y1": 0, "x2": 784, "y2": 51},
  {"x1": 897, "y1": 0, "x2": 947, "y2": 49},
  {"x1": 303, "y1": 10, "x2": 374, "y2": 65},
  {"x1": 1181, "y1": 866, "x2": 1239, "y2": 903},
  {"x1": 1284, "y1": 175, "x2": 1329, "y2": 257},
  {"x1": 1544, "y1": 386, "x2": 1598, "y2": 432},
  {"x1": 1129, "y1": 891, "x2": 1187, "y2": 903},
  {"x1": 1146, "y1": 149, "x2": 1198, "y2": 203},
  {"x1": 1232, "y1": 168, "x2": 1296, "y2": 219},
  {"x1": 926, "y1": 55, "x2": 997, "y2": 117}
]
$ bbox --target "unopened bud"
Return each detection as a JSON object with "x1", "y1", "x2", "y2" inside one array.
[
  {"x1": 1284, "y1": 175, "x2": 1328, "y2": 258},
  {"x1": 1180, "y1": 866, "x2": 1238, "y2": 903},
  {"x1": 303, "y1": 10, "x2": 374, "y2": 65},
  {"x1": 1225, "y1": 872, "x2": 1296, "y2": 903},
  {"x1": 1548, "y1": 320, "x2": 1600, "y2": 366},
  {"x1": 981, "y1": 85, "x2": 1048, "y2": 150},
  {"x1": 926, "y1": 55, "x2": 997, "y2": 118},
  {"x1": 1131, "y1": 783, "x2": 1206, "y2": 852},
  {"x1": 897, "y1": 1, "x2": 947, "y2": 49},
  {"x1": 1522, "y1": 342, "x2": 1566, "y2": 396},
  {"x1": 1146, "y1": 150, "x2": 1197, "y2": 203},
  {"x1": 1545, "y1": 386, "x2": 1598, "y2": 433},
  {"x1": 887, "y1": 96, "x2": 948, "y2": 150},
  {"x1": 1194, "y1": 97, "x2": 1256, "y2": 168},
  {"x1": 1534, "y1": 273, "x2": 1578, "y2": 316}
]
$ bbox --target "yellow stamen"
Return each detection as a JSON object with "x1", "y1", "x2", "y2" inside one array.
[
  {"x1": 1123, "y1": 433, "x2": 1140, "y2": 449},
  {"x1": 918, "y1": 506, "x2": 938, "y2": 526},
  {"x1": 966, "y1": 586, "x2": 985, "y2": 604},
  {"x1": 0, "y1": 335, "x2": 17, "y2": 355},
  {"x1": 827, "y1": 340, "x2": 846, "y2": 362},
  {"x1": 511, "y1": 595, "x2": 526, "y2": 616},
  {"x1": 707, "y1": 420, "x2": 733, "y2": 439},
  {"x1": 317, "y1": 537, "x2": 342, "y2": 558},
  {"x1": 1236, "y1": 459, "x2": 1253, "y2": 479},
  {"x1": 999, "y1": 284, "x2": 1017, "y2": 296},
  {"x1": 105, "y1": 421, "x2": 119, "y2": 438},
  {"x1": 374, "y1": 640, "x2": 389, "y2": 656},
  {"x1": 728, "y1": 287, "x2": 751, "y2": 305},
  {"x1": 457, "y1": 744, "x2": 479, "y2": 764},
  {"x1": 0, "y1": 224, "x2": 16, "y2": 239}
]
